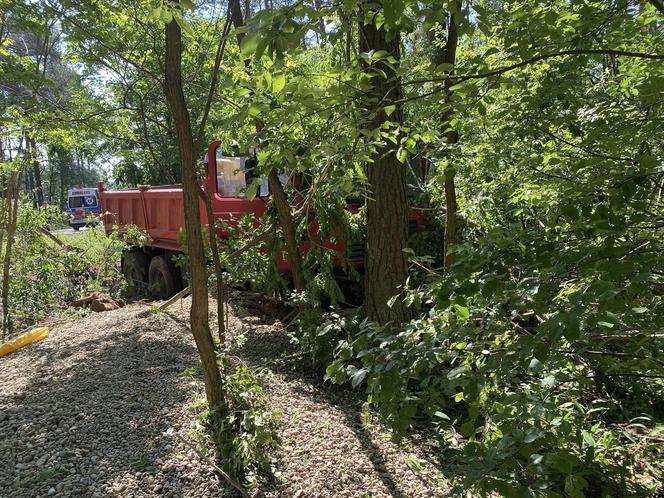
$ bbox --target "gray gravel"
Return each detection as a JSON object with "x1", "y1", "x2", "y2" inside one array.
[
  {"x1": 0, "y1": 304, "x2": 229, "y2": 498},
  {"x1": 224, "y1": 295, "x2": 448, "y2": 498},
  {"x1": 1, "y1": 294, "x2": 448, "y2": 498}
]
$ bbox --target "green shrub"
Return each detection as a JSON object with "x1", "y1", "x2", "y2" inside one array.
[
  {"x1": 5, "y1": 203, "x2": 126, "y2": 331},
  {"x1": 205, "y1": 364, "x2": 281, "y2": 487}
]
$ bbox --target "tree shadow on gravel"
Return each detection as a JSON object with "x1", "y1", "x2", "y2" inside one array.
[
  {"x1": 0, "y1": 310, "x2": 232, "y2": 498},
  {"x1": 230, "y1": 302, "x2": 441, "y2": 497}
]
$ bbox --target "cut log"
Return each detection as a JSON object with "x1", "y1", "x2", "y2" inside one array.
[{"x1": 71, "y1": 292, "x2": 123, "y2": 312}]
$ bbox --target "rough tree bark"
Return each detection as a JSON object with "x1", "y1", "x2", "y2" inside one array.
[
  {"x1": 359, "y1": 1, "x2": 410, "y2": 325},
  {"x1": 0, "y1": 172, "x2": 8, "y2": 257},
  {"x1": 164, "y1": 15, "x2": 225, "y2": 412},
  {"x1": 440, "y1": 8, "x2": 460, "y2": 270},
  {"x1": 29, "y1": 137, "x2": 44, "y2": 206},
  {"x1": 193, "y1": 9, "x2": 233, "y2": 348},
  {"x1": 59, "y1": 155, "x2": 67, "y2": 209},
  {"x1": 268, "y1": 170, "x2": 305, "y2": 292},
  {"x1": 200, "y1": 189, "x2": 226, "y2": 344},
  {"x1": 2, "y1": 171, "x2": 21, "y2": 337},
  {"x1": 24, "y1": 159, "x2": 34, "y2": 205},
  {"x1": 47, "y1": 153, "x2": 56, "y2": 204}
]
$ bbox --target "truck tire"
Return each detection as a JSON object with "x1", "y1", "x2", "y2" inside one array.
[
  {"x1": 148, "y1": 256, "x2": 177, "y2": 298},
  {"x1": 123, "y1": 251, "x2": 149, "y2": 297}
]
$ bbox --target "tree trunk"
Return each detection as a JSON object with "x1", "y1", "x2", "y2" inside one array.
[
  {"x1": 0, "y1": 143, "x2": 8, "y2": 257},
  {"x1": 359, "y1": 1, "x2": 410, "y2": 325},
  {"x1": 60, "y1": 158, "x2": 67, "y2": 209},
  {"x1": 268, "y1": 170, "x2": 305, "y2": 292},
  {"x1": 24, "y1": 149, "x2": 35, "y2": 205},
  {"x1": 47, "y1": 149, "x2": 56, "y2": 204},
  {"x1": 0, "y1": 176, "x2": 9, "y2": 295},
  {"x1": 200, "y1": 188, "x2": 226, "y2": 345},
  {"x1": 438, "y1": 8, "x2": 460, "y2": 270},
  {"x1": 2, "y1": 172, "x2": 21, "y2": 337},
  {"x1": 164, "y1": 16, "x2": 225, "y2": 412},
  {"x1": 313, "y1": 0, "x2": 326, "y2": 42},
  {"x1": 345, "y1": 19, "x2": 352, "y2": 65},
  {"x1": 29, "y1": 137, "x2": 44, "y2": 206}
]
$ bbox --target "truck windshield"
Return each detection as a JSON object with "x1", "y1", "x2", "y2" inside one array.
[
  {"x1": 215, "y1": 151, "x2": 270, "y2": 198},
  {"x1": 69, "y1": 195, "x2": 97, "y2": 208},
  {"x1": 216, "y1": 156, "x2": 247, "y2": 197}
]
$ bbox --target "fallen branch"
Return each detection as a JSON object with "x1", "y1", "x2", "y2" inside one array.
[
  {"x1": 40, "y1": 227, "x2": 74, "y2": 251},
  {"x1": 159, "y1": 285, "x2": 191, "y2": 310},
  {"x1": 170, "y1": 431, "x2": 249, "y2": 498}
]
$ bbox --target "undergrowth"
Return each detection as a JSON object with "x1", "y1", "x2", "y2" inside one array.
[
  {"x1": 189, "y1": 361, "x2": 281, "y2": 488},
  {"x1": 3, "y1": 203, "x2": 126, "y2": 333},
  {"x1": 291, "y1": 265, "x2": 664, "y2": 497}
]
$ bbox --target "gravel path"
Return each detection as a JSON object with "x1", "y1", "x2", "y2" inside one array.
[
  {"x1": 1, "y1": 295, "x2": 447, "y2": 498},
  {"x1": 225, "y1": 296, "x2": 448, "y2": 498},
  {"x1": 0, "y1": 305, "x2": 229, "y2": 498}
]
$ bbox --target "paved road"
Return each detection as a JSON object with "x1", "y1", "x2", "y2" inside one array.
[{"x1": 51, "y1": 227, "x2": 89, "y2": 236}]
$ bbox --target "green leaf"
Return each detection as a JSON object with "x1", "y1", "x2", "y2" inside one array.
[
  {"x1": 383, "y1": 0, "x2": 404, "y2": 28},
  {"x1": 565, "y1": 474, "x2": 588, "y2": 498},
  {"x1": 460, "y1": 420, "x2": 475, "y2": 437},
  {"x1": 524, "y1": 428, "x2": 543, "y2": 443},
  {"x1": 447, "y1": 365, "x2": 470, "y2": 380},
  {"x1": 175, "y1": 14, "x2": 194, "y2": 37},
  {"x1": 245, "y1": 178, "x2": 261, "y2": 200},
  {"x1": 240, "y1": 32, "x2": 260, "y2": 57},
  {"x1": 396, "y1": 146, "x2": 408, "y2": 163},
  {"x1": 384, "y1": 104, "x2": 396, "y2": 117},
  {"x1": 581, "y1": 430, "x2": 595, "y2": 447},
  {"x1": 248, "y1": 103, "x2": 262, "y2": 116},
  {"x1": 351, "y1": 368, "x2": 367, "y2": 388},
  {"x1": 551, "y1": 451, "x2": 575, "y2": 474},
  {"x1": 272, "y1": 72, "x2": 286, "y2": 94},
  {"x1": 371, "y1": 50, "x2": 390, "y2": 60},
  {"x1": 452, "y1": 304, "x2": 470, "y2": 321},
  {"x1": 528, "y1": 358, "x2": 542, "y2": 372}
]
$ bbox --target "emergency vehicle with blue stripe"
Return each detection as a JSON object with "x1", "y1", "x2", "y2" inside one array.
[{"x1": 67, "y1": 188, "x2": 101, "y2": 230}]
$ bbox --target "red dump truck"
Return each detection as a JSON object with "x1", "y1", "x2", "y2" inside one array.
[{"x1": 99, "y1": 140, "x2": 423, "y2": 297}]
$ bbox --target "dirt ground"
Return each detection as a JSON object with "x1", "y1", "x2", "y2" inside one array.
[{"x1": 0, "y1": 293, "x2": 447, "y2": 498}]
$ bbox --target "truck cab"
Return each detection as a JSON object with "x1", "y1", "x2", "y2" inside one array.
[{"x1": 67, "y1": 188, "x2": 101, "y2": 230}]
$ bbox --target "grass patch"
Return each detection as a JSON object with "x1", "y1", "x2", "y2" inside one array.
[
  {"x1": 37, "y1": 464, "x2": 68, "y2": 481},
  {"x1": 129, "y1": 454, "x2": 156, "y2": 473}
]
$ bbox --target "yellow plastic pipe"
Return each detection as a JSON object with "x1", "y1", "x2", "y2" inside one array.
[{"x1": 0, "y1": 327, "x2": 49, "y2": 358}]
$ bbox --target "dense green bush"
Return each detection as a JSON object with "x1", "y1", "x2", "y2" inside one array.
[
  {"x1": 320, "y1": 308, "x2": 661, "y2": 495},
  {"x1": 303, "y1": 203, "x2": 664, "y2": 495}
]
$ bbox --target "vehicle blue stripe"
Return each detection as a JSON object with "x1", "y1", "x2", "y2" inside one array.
[{"x1": 68, "y1": 206, "x2": 100, "y2": 212}]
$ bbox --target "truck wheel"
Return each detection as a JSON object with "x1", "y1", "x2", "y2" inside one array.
[
  {"x1": 148, "y1": 256, "x2": 176, "y2": 298},
  {"x1": 123, "y1": 251, "x2": 148, "y2": 297}
]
